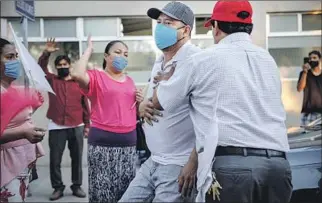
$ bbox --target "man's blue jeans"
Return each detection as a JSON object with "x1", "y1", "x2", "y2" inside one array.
[{"x1": 119, "y1": 158, "x2": 196, "y2": 202}]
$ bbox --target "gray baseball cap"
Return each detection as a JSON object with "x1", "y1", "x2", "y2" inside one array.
[{"x1": 147, "y1": 1, "x2": 194, "y2": 28}]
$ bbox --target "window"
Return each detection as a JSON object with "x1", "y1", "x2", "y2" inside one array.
[
  {"x1": 268, "y1": 12, "x2": 322, "y2": 34},
  {"x1": 270, "y1": 14, "x2": 298, "y2": 32},
  {"x1": 195, "y1": 17, "x2": 211, "y2": 35},
  {"x1": 29, "y1": 41, "x2": 79, "y2": 73},
  {"x1": 302, "y1": 13, "x2": 322, "y2": 31},
  {"x1": 84, "y1": 17, "x2": 118, "y2": 37},
  {"x1": 44, "y1": 18, "x2": 77, "y2": 37},
  {"x1": 81, "y1": 40, "x2": 156, "y2": 83},
  {"x1": 121, "y1": 18, "x2": 152, "y2": 36},
  {"x1": 7, "y1": 18, "x2": 41, "y2": 37}
]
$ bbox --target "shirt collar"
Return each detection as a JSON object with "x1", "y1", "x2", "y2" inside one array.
[
  {"x1": 156, "y1": 40, "x2": 192, "y2": 63},
  {"x1": 218, "y1": 32, "x2": 252, "y2": 45}
]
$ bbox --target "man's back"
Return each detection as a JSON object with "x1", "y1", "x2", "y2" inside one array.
[
  {"x1": 194, "y1": 33, "x2": 289, "y2": 152},
  {"x1": 188, "y1": 33, "x2": 291, "y2": 203}
]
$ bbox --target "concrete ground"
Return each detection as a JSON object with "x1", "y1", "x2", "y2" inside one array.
[{"x1": 26, "y1": 166, "x2": 89, "y2": 202}]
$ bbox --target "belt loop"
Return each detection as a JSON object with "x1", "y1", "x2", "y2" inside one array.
[
  {"x1": 266, "y1": 150, "x2": 271, "y2": 159},
  {"x1": 243, "y1": 148, "x2": 247, "y2": 156}
]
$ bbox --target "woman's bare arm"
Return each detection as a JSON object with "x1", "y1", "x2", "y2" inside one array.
[
  {"x1": 0, "y1": 130, "x2": 25, "y2": 144},
  {"x1": 70, "y1": 36, "x2": 93, "y2": 90}
]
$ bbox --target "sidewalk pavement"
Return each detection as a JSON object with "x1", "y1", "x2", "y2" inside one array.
[{"x1": 26, "y1": 166, "x2": 89, "y2": 202}]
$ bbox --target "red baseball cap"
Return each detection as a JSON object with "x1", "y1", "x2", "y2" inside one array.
[{"x1": 204, "y1": 0, "x2": 253, "y2": 27}]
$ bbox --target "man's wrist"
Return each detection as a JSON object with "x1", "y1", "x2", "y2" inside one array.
[{"x1": 188, "y1": 148, "x2": 198, "y2": 163}]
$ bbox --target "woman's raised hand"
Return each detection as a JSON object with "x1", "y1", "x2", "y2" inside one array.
[{"x1": 87, "y1": 35, "x2": 93, "y2": 52}]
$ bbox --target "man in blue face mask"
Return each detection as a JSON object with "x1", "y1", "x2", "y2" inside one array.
[{"x1": 120, "y1": 2, "x2": 201, "y2": 202}]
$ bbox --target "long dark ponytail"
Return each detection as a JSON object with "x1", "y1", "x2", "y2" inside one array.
[{"x1": 102, "y1": 40, "x2": 128, "y2": 70}]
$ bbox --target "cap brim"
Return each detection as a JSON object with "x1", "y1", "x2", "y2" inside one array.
[
  {"x1": 204, "y1": 19, "x2": 212, "y2": 28},
  {"x1": 147, "y1": 8, "x2": 162, "y2": 20},
  {"x1": 147, "y1": 8, "x2": 181, "y2": 21}
]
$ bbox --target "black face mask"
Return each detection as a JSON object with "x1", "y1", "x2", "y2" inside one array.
[
  {"x1": 57, "y1": 68, "x2": 70, "y2": 78},
  {"x1": 309, "y1": 61, "x2": 319, "y2": 69}
]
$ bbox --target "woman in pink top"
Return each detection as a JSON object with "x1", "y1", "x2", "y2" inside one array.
[
  {"x1": 71, "y1": 37, "x2": 143, "y2": 202},
  {"x1": 0, "y1": 38, "x2": 46, "y2": 202}
]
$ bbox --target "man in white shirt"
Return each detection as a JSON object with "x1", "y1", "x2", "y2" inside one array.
[
  {"x1": 151, "y1": 1, "x2": 292, "y2": 203},
  {"x1": 119, "y1": 2, "x2": 200, "y2": 202}
]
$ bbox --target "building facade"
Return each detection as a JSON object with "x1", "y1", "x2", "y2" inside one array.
[{"x1": 0, "y1": 1, "x2": 321, "y2": 165}]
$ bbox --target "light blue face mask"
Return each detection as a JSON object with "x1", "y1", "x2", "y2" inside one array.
[
  {"x1": 4, "y1": 60, "x2": 21, "y2": 79},
  {"x1": 154, "y1": 24, "x2": 185, "y2": 50},
  {"x1": 112, "y1": 56, "x2": 128, "y2": 72}
]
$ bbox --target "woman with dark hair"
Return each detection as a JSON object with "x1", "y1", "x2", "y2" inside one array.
[
  {"x1": 70, "y1": 37, "x2": 143, "y2": 202},
  {"x1": 0, "y1": 37, "x2": 46, "y2": 202}
]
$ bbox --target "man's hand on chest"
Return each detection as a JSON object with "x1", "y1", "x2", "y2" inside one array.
[{"x1": 153, "y1": 62, "x2": 176, "y2": 85}]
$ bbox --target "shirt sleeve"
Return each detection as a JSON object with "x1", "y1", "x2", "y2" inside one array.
[
  {"x1": 188, "y1": 58, "x2": 219, "y2": 154},
  {"x1": 156, "y1": 55, "x2": 219, "y2": 150},
  {"x1": 182, "y1": 56, "x2": 219, "y2": 201},
  {"x1": 81, "y1": 95, "x2": 91, "y2": 128},
  {"x1": 79, "y1": 70, "x2": 98, "y2": 98}
]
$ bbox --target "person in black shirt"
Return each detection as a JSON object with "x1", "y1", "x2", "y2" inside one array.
[{"x1": 297, "y1": 50, "x2": 322, "y2": 126}]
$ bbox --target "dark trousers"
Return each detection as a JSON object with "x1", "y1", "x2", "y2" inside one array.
[
  {"x1": 49, "y1": 126, "x2": 84, "y2": 191},
  {"x1": 206, "y1": 155, "x2": 293, "y2": 203}
]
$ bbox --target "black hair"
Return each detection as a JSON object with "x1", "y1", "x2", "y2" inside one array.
[
  {"x1": 309, "y1": 50, "x2": 321, "y2": 59},
  {"x1": 0, "y1": 38, "x2": 11, "y2": 57},
  {"x1": 102, "y1": 40, "x2": 128, "y2": 70},
  {"x1": 211, "y1": 11, "x2": 253, "y2": 35},
  {"x1": 54, "y1": 55, "x2": 71, "y2": 66}
]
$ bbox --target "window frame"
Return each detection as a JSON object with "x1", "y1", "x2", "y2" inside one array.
[
  {"x1": 120, "y1": 16, "x2": 153, "y2": 37},
  {"x1": 266, "y1": 11, "x2": 322, "y2": 81},
  {"x1": 42, "y1": 17, "x2": 78, "y2": 38},
  {"x1": 193, "y1": 15, "x2": 213, "y2": 37},
  {"x1": 267, "y1": 11, "x2": 322, "y2": 37},
  {"x1": 301, "y1": 11, "x2": 322, "y2": 32}
]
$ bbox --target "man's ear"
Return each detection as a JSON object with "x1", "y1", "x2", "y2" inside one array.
[
  {"x1": 212, "y1": 21, "x2": 219, "y2": 37},
  {"x1": 185, "y1": 26, "x2": 192, "y2": 37}
]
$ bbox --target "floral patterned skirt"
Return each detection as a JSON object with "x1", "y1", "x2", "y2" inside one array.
[
  {"x1": 88, "y1": 144, "x2": 137, "y2": 203},
  {"x1": 0, "y1": 163, "x2": 34, "y2": 203}
]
